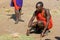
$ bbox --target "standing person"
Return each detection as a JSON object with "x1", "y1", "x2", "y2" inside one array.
[
  {"x1": 26, "y1": 2, "x2": 53, "y2": 37},
  {"x1": 10, "y1": 0, "x2": 23, "y2": 24}
]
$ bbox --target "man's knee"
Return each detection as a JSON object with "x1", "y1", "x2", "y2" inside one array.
[
  {"x1": 31, "y1": 22, "x2": 37, "y2": 27},
  {"x1": 37, "y1": 21, "x2": 44, "y2": 27},
  {"x1": 19, "y1": 8, "x2": 22, "y2": 12},
  {"x1": 15, "y1": 10, "x2": 20, "y2": 14}
]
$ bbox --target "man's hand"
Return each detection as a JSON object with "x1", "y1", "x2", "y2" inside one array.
[{"x1": 41, "y1": 32, "x2": 45, "y2": 37}]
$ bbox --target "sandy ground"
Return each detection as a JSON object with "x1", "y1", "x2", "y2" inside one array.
[{"x1": 0, "y1": 0, "x2": 60, "y2": 40}]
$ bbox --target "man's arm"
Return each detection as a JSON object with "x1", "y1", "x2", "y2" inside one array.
[
  {"x1": 28, "y1": 13, "x2": 36, "y2": 27},
  {"x1": 41, "y1": 9, "x2": 51, "y2": 37}
]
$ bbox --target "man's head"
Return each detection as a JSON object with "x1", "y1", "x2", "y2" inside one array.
[{"x1": 36, "y1": 2, "x2": 43, "y2": 12}]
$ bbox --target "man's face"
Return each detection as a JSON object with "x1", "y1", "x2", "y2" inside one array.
[
  {"x1": 36, "y1": 4, "x2": 43, "y2": 12},
  {"x1": 37, "y1": 6, "x2": 43, "y2": 11}
]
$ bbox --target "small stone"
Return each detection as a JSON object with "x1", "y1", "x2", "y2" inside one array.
[{"x1": 11, "y1": 33, "x2": 19, "y2": 38}]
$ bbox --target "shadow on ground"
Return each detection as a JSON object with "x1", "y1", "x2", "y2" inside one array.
[
  {"x1": 55, "y1": 37, "x2": 60, "y2": 40},
  {"x1": 7, "y1": 14, "x2": 16, "y2": 21},
  {"x1": 45, "y1": 39, "x2": 51, "y2": 40},
  {"x1": 7, "y1": 14, "x2": 24, "y2": 22}
]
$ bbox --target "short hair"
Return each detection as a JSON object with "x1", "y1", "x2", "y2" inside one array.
[{"x1": 36, "y1": 2, "x2": 43, "y2": 8}]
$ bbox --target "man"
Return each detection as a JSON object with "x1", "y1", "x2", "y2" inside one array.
[
  {"x1": 26, "y1": 2, "x2": 53, "y2": 37},
  {"x1": 10, "y1": 0, "x2": 23, "y2": 24}
]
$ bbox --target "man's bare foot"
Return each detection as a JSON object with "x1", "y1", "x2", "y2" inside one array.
[{"x1": 40, "y1": 34, "x2": 45, "y2": 38}]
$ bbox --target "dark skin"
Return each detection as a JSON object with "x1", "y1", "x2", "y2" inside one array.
[
  {"x1": 15, "y1": 9, "x2": 24, "y2": 24},
  {"x1": 15, "y1": 9, "x2": 21, "y2": 24},
  {"x1": 27, "y1": 5, "x2": 51, "y2": 37}
]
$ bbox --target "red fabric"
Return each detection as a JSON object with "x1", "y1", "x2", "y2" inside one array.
[
  {"x1": 36, "y1": 9, "x2": 53, "y2": 29},
  {"x1": 13, "y1": 0, "x2": 20, "y2": 10}
]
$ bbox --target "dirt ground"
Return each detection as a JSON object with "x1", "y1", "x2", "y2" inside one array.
[{"x1": 0, "y1": 0, "x2": 60, "y2": 40}]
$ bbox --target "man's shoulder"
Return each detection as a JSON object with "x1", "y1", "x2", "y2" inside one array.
[
  {"x1": 43, "y1": 8, "x2": 50, "y2": 11},
  {"x1": 34, "y1": 10, "x2": 37, "y2": 13},
  {"x1": 33, "y1": 10, "x2": 37, "y2": 16}
]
